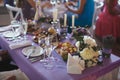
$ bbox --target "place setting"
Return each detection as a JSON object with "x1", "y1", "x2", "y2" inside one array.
[
  {"x1": 22, "y1": 45, "x2": 44, "y2": 63},
  {"x1": 1, "y1": 20, "x2": 35, "y2": 50},
  {"x1": 2, "y1": 20, "x2": 30, "y2": 42}
]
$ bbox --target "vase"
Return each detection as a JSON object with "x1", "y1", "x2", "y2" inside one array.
[{"x1": 102, "y1": 35, "x2": 115, "y2": 58}]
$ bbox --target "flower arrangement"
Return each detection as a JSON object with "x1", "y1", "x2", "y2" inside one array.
[
  {"x1": 57, "y1": 27, "x2": 101, "y2": 68},
  {"x1": 72, "y1": 27, "x2": 91, "y2": 41},
  {"x1": 75, "y1": 36, "x2": 100, "y2": 67}
]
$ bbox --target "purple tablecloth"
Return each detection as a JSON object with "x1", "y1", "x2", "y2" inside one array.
[{"x1": 0, "y1": 35, "x2": 120, "y2": 80}]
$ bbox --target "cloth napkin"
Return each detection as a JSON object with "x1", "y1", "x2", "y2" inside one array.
[
  {"x1": 0, "y1": 25, "x2": 11, "y2": 32},
  {"x1": 67, "y1": 54, "x2": 85, "y2": 74},
  {"x1": 9, "y1": 40, "x2": 32, "y2": 49}
]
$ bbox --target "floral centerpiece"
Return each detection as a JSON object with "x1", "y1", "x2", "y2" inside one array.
[
  {"x1": 75, "y1": 36, "x2": 100, "y2": 67},
  {"x1": 57, "y1": 27, "x2": 101, "y2": 68}
]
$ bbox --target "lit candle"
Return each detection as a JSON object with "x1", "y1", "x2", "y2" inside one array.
[
  {"x1": 72, "y1": 15, "x2": 75, "y2": 27},
  {"x1": 64, "y1": 14, "x2": 67, "y2": 27}
]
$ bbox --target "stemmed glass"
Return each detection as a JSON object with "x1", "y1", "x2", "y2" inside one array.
[
  {"x1": 10, "y1": 21, "x2": 21, "y2": 41},
  {"x1": 39, "y1": 36, "x2": 55, "y2": 69},
  {"x1": 50, "y1": 0, "x2": 56, "y2": 5},
  {"x1": 38, "y1": 38, "x2": 46, "y2": 62},
  {"x1": 22, "y1": 21, "x2": 28, "y2": 40},
  {"x1": 11, "y1": 25, "x2": 17, "y2": 40},
  {"x1": 44, "y1": 45, "x2": 55, "y2": 69}
]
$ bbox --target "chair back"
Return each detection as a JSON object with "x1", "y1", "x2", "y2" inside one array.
[{"x1": 5, "y1": 4, "x2": 24, "y2": 22}]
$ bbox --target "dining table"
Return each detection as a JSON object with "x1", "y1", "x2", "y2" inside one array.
[{"x1": 0, "y1": 29, "x2": 120, "y2": 80}]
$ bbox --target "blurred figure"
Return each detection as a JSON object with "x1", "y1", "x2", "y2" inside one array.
[
  {"x1": 0, "y1": 49, "x2": 18, "y2": 72},
  {"x1": 65, "y1": 0, "x2": 95, "y2": 33},
  {"x1": 0, "y1": 0, "x2": 3, "y2": 4},
  {"x1": 26, "y1": 0, "x2": 36, "y2": 9},
  {"x1": 3, "y1": 0, "x2": 15, "y2": 7},
  {"x1": 95, "y1": 0, "x2": 120, "y2": 42},
  {"x1": 16, "y1": 0, "x2": 35, "y2": 20},
  {"x1": 34, "y1": 0, "x2": 52, "y2": 21},
  {"x1": 3, "y1": 0, "x2": 16, "y2": 17},
  {"x1": 0, "y1": 49, "x2": 29, "y2": 80}
]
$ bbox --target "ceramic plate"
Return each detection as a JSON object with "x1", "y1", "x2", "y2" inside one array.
[
  {"x1": 2, "y1": 31, "x2": 20, "y2": 38},
  {"x1": 22, "y1": 46, "x2": 43, "y2": 57}
]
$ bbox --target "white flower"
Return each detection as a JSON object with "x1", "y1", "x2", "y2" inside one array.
[
  {"x1": 80, "y1": 48, "x2": 93, "y2": 60},
  {"x1": 80, "y1": 48, "x2": 99, "y2": 60},
  {"x1": 75, "y1": 41, "x2": 80, "y2": 51},
  {"x1": 83, "y1": 36, "x2": 97, "y2": 47}
]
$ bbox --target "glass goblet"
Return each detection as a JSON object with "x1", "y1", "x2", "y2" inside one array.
[
  {"x1": 11, "y1": 24, "x2": 20, "y2": 41},
  {"x1": 22, "y1": 22, "x2": 28, "y2": 40},
  {"x1": 43, "y1": 45, "x2": 55, "y2": 69}
]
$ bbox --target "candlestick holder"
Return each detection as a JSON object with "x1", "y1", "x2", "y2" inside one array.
[
  {"x1": 60, "y1": 25, "x2": 68, "y2": 40},
  {"x1": 51, "y1": 20, "x2": 60, "y2": 42},
  {"x1": 70, "y1": 26, "x2": 76, "y2": 29},
  {"x1": 51, "y1": 21, "x2": 58, "y2": 29}
]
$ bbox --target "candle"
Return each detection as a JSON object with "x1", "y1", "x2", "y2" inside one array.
[
  {"x1": 72, "y1": 15, "x2": 75, "y2": 27},
  {"x1": 64, "y1": 14, "x2": 67, "y2": 27},
  {"x1": 34, "y1": 9, "x2": 39, "y2": 21},
  {"x1": 55, "y1": 9, "x2": 58, "y2": 21},
  {"x1": 34, "y1": 1, "x2": 40, "y2": 21},
  {"x1": 53, "y1": 9, "x2": 58, "y2": 22},
  {"x1": 53, "y1": 10, "x2": 55, "y2": 22}
]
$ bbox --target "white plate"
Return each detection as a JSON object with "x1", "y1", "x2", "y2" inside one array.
[
  {"x1": 2, "y1": 31, "x2": 20, "y2": 38},
  {"x1": 11, "y1": 24, "x2": 21, "y2": 28},
  {"x1": 22, "y1": 46, "x2": 43, "y2": 57}
]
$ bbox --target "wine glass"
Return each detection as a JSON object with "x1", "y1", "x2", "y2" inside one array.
[
  {"x1": 43, "y1": 45, "x2": 55, "y2": 69},
  {"x1": 50, "y1": 0, "x2": 56, "y2": 5},
  {"x1": 40, "y1": 36, "x2": 55, "y2": 69},
  {"x1": 11, "y1": 23, "x2": 21, "y2": 41},
  {"x1": 22, "y1": 22, "x2": 28, "y2": 40},
  {"x1": 38, "y1": 38, "x2": 46, "y2": 60}
]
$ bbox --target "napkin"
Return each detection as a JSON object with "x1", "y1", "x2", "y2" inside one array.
[
  {"x1": 0, "y1": 25, "x2": 11, "y2": 32},
  {"x1": 67, "y1": 54, "x2": 85, "y2": 74},
  {"x1": 9, "y1": 40, "x2": 32, "y2": 49}
]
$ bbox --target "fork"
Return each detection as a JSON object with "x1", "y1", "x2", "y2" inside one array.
[{"x1": 26, "y1": 46, "x2": 36, "y2": 59}]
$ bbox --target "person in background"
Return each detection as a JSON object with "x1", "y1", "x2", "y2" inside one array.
[
  {"x1": 95, "y1": 0, "x2": 120, "y2": 43},
  {"x1": 26, "y1": 0, "x2": 36, "y2": 9},
  {"x1": 0, "y1": 49, "x2": 18, "y2": 72},
  {"x1": 3, "y1": 0, "x2": 16, "y2": 17},
  {"x1": 0, "y1": 49, "x2": 29, "y2": 80},
  {"x1": 27, "y1": 0, "x2": 52, "y2": 25},
  {"x1": 3, "y1": 0, "x2": 15, "y2": 7},
  {"x1": 16, "y1": 0, "x2": 35, "y2": 20},
  {"x1": 0, "y1": 0, "x2": 3, "y2": 4},
  {"x1": 65, "y1": 0, "x2": 95, "y2": 33},
  {"x1": 0, "y1": 49, "x2": 18, "y2": 80}
]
